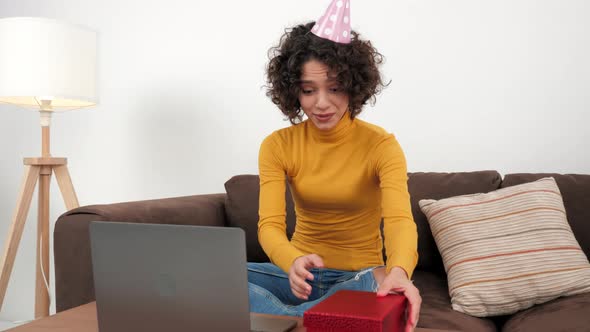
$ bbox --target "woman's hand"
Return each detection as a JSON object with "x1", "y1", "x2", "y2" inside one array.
[
  {"x1": 288, "y1": 254, "x2": 324, "y2": 300},
  {"x1": 376, "y1": 267, "x2": 421, "y2": 332}
]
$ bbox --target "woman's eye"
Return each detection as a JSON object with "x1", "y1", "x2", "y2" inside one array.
[
  {"x1": 330, "y1": 87, "x2": 341, "y2": 93},
  {"x1": 302, "y1": 89, "x2": 313, "y2": 94}
]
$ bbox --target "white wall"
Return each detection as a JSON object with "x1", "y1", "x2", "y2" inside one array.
[{"x1": 0, "y1": 0, "x2": 588, "y2": 321}]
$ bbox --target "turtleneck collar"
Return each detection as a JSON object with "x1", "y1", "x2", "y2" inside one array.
[{"x1": 307, "y1": 112, "x2": 355, "y2": 143}]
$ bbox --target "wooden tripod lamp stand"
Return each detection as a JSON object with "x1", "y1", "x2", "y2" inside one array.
[{"x1": 0, "y1": 17, "x2": 97, "y2": 318}]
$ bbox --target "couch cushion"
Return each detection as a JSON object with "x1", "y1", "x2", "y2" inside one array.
[
  {"x1": 408, "y1": 171, "x2": 502, "y2": 274},
  {"x1": 224, "y1": 175, "x2": 296, "y2": 262},
  {"x1": 419, "y1": 177, "x2": 590, "y2": 317},
  {"x1": 501, "y1": 292, "x2": 590, "y2": 332},
  {"x1": 413, "y1": 271, "x2": 497, "y2": 332},
  {"x1": 502, "y1": 173, "x2": 590, "y2": 259}
]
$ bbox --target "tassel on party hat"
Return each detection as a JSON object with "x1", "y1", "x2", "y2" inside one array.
[{"x1": 311, "y1": 0, "x2": 351, "y2": 44}]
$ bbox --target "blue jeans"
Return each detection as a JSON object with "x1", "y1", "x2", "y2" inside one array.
[{"x1": 248, "y1": 262, "x2": 380, "y2": 317}]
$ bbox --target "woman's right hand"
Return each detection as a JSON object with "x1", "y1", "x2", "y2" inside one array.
[{"x1": 288, "y1": 254, "x2": 325, "y2": 300}]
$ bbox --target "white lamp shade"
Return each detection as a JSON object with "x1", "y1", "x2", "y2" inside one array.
[{"x1": 0, "y1": 17, "x2": 97, "y2": 111}]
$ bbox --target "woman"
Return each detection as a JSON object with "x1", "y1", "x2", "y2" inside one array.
[{"x1": 248, "y1": 6, "x2": 421, "y2": 331}]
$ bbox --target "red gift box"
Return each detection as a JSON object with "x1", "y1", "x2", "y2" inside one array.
[{"x1": 303, "y1": 290, "x2": 407, "y2": 332}]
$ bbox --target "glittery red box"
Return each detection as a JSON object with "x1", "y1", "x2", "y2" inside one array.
[{"x1": 303, "y1": 290, "x2": 407, "y2": 332}]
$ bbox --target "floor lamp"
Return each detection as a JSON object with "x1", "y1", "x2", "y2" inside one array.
[{"x1": 0, "y1": 17, "x2": 97, "y2": 318}]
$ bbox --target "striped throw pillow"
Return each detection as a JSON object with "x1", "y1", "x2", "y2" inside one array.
[{"x1": 419, "y1": 177, "x2": 590, "y2": 317}]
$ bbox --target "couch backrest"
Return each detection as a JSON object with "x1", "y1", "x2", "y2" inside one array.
[
  {"x1": 502, "y1": 173, "x2": 590, "y2": 259},
  {"x1": 224, "y1": 175, "x2": 296, "y2": 263},
  {"x1": 224, "y1": 171, "x2": 503, "y2": 275}
]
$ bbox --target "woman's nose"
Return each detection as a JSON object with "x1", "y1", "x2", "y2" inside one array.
[{"x1": 315, "y1": 91, "x2": 330, "y2": 110}]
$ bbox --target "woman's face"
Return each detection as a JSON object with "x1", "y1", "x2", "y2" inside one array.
[{"x1": 298, "y1": 59, "x2": 349, "y2": 131}]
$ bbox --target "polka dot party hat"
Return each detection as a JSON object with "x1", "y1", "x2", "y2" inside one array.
[{"x1": 311, "y1": 0, "x2": 351, "y2": 44}]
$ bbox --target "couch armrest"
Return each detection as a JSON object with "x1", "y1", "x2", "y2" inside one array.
[{"x1": 53, "y1": 193, "x2": 226, "y2": 312}]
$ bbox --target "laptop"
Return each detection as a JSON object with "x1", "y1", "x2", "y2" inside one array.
[{"x1": 89, "y1": 221, "x2": 298, "y2": 332}]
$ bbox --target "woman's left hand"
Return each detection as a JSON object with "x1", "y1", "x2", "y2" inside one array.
[{"x1": 376, "y1": 267, "x2": 421, "y2": 332}]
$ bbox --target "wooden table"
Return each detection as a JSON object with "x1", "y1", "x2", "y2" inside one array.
[{"x1": 5, "y1": 302, "x2": 451, "y2": 332}]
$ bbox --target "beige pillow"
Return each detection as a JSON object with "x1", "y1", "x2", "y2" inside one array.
[{"x1": 419, "y1": 177, "x2": 590, "y2": 317}]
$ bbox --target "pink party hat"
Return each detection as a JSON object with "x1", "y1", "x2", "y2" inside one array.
[{"x1": 311, "y1": 0, "x2": 351, "y2": 44}]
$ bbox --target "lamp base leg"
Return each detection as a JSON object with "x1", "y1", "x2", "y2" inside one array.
[
  {"x1": 35, "y1": 167, "x2": 51, "y2": 318},
  {"x1": 0, "y1": 157, "x2": 78, "y2": 318},
  {"x1": 0, "y1": 166, "x2": 41, "y2": 312}
]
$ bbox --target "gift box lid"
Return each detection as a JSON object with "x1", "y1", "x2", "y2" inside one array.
[{"x1": 304, "y1": 290, "x2": 407, "y2": 330}]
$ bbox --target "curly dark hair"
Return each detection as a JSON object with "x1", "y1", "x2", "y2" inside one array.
[{"x1": 266, "y1": 21, "x2": 387, "y2": 124}]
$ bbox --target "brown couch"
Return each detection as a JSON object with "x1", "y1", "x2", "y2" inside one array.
[{"x1": 53, "y1": 171, "x2": 590, "y2": 331}]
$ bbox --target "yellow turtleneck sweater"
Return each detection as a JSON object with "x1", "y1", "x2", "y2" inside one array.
[{"x1": 258, "y1": 113, "x2": 418, "y2": 277}]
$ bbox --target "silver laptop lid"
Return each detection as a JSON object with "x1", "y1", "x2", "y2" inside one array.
[{"x1": 90, "y1": 222, "x2": 250, "y2": 332}]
